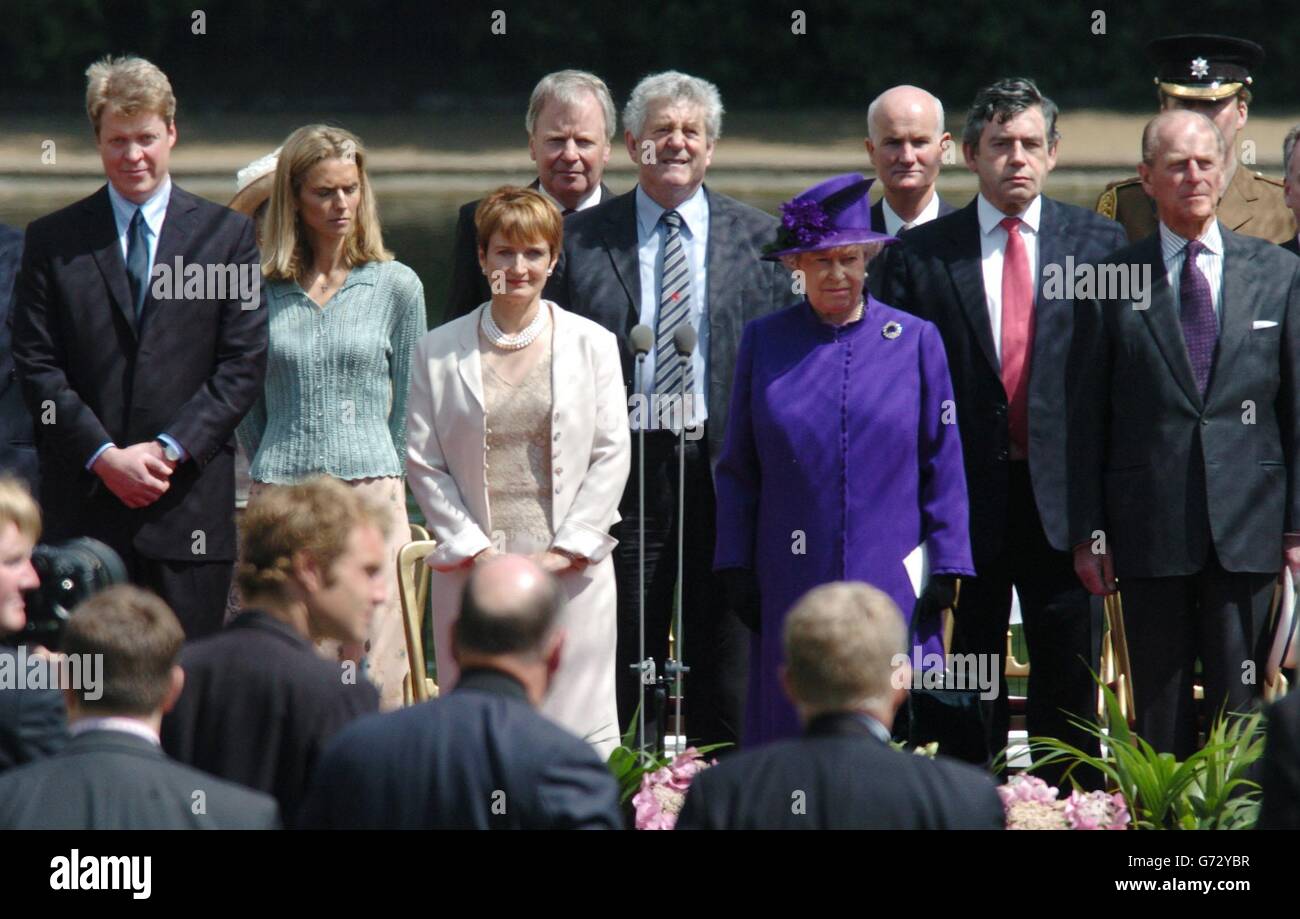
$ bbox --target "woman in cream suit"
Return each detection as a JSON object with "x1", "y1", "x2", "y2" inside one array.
[{"x1": 406, "y1": 187, "x2": 629, "y2": 758}]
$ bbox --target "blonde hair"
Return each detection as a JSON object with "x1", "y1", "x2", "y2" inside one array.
[
  {"x1": 261, "y1": 125, "x2": 392, "y2": 281},
  {"x1": 0, "y1": 476, "x2": 40, "y2": 543},
  {"x1": 474, "y1": 186, "x2": 563, "y2": 257},
  {"x1": 84, "y1": 55, "x2": 176, "y2": 137},
  {"x1": 237, "y1": 477, "x2": 392, "y2": 605},
  {"x1": 783, "y1": 582, "x2": 906, "y2": 712}
]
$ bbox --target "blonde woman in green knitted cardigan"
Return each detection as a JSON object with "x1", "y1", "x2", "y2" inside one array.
[{"x1": 237, "y1": 125, "x2": 425, "y2": 710}]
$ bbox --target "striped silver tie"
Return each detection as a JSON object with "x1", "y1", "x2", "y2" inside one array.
[{"x1": 653, "y1": 210, "x2": 695, "y2": 426}]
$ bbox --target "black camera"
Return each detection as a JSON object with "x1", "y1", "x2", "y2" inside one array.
[{"x1": 17, "y1": 537, "x2": 128, "y2": 651}]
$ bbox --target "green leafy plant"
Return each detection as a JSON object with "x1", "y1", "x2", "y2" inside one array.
[
  {"x1": 605, "y1": 707, "x2": 729, "y2": 804},
  {"x1": 995, "y1": 681, "x2": 1265, "y2": 830}
]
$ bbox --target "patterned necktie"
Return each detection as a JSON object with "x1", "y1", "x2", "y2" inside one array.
[
  {"x1": 999, "y1": 216, "x2": 1034, "y2": 459},
  {"x1": 653, "y1": 210, "x2": 695, "y2": 423},
  {"x1": 1179, "y1": 239, "x2": 1218, "y2": 396},
  {"x1": 126, "y1": 207, "x2": 150, "y2": 321}
]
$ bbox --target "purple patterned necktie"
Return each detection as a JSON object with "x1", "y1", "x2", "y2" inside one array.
[{"x1": 1179, "y1": 239, "x2": 1218, "y2": 396}]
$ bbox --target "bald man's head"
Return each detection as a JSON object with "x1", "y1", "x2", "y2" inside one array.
[
  {"x1": 456, "y1": 554, "x2": 564, "y2": 659},
  {"x1": 865, "y1": 85, "x2": 950, "y2": 208},
  {"x1": 867, "y1": 85, "x2": 945, "y2": 142}
]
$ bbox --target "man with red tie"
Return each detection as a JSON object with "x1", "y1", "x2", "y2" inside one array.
[{"x1": 871, "y1": 78, "x2": 1127, "y2": 773}]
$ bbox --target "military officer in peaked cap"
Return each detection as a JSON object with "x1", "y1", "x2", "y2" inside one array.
[{"x1": 1096, "y1": 33, "x2": 1295, "y2": 244}]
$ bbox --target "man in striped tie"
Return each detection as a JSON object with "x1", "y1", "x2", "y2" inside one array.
[
  {"x1": 1069, "y1": 109, "x2": 1300, "y2": 758},
  {"x1": 547, "y1": 71, "x2": 793, "y2": 749}
]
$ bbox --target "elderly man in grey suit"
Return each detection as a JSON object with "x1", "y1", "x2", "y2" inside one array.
[
  {"x1": 546, "y1": 70, "x2": 791, "y2": 749},
  {"x1": 0, "y1": 585, "x2": 279, "y2": 829},
  {"x1": 1070, "y1": 109, "x2": 1300, "y2": 758}
]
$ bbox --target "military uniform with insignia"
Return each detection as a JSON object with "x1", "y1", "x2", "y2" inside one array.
[{"x1": 1095, "y1": 34, "x2": 1296, "y2": 244}]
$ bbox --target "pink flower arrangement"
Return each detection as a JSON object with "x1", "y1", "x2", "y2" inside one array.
[
  {"x1": 1064, "y1": 789, "x2": 1131, "y2": 830},
  {"x1": 999, "y1": 774, "x2": 1129, "y2": 830},
  {"x1": 632, "y1": 747, "x2": 716, "y2": 830}
]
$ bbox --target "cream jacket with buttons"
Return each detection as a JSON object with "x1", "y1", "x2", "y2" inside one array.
[{"x1": 405, "y1": 301, "x2": 630, "y2": 571}]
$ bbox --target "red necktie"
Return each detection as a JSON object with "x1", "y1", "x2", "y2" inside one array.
[{"x1": 999, "y1": 216, "x2": 1034, "y2": 459}]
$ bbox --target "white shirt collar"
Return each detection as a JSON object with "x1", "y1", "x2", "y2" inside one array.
[
  {"x1": 977, "y1": 192, "x2": 1041, "y2": 236},
  {"x1": 1158, "y1": 219, "x2": 1223, "y2": 261},
  {"x1": 635, "y1": 184, "x2": 708, "y2": 239},
  {"x1": 881, "y1": 193, "x2": 941, "y2": 235},
  {"x1": 537, "y1": 180, "x2": 603, "y2": 213},
  {"x1": 107, "y1": 174, "x2": 172, "y2": 239},
  {"x1": 70, "y1": 715, "x2": 161, "y2": 746}
]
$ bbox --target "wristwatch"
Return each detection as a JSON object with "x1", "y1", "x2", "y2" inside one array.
[{"x1": 157, "y1": 439, "x2": 182, "y2": 463}]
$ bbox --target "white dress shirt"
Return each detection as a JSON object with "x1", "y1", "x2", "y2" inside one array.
[
  {"x1": 881, "y1": 192, "x2": 942, "y2": 236},
  {"x1": 977, "y1": 193, "x2": 1042, "y2": 366},
  {"x1": 634, "y1": 184, "x2": 710, "y2": 429},
  {"x1": 538, "y1": 181, "x2": 604, "y2": 214},
  {"x1": 70, "y1": 716, "x2": 161, "y2": 746},
  {"x1": 1158, "y1": 220, "x2": 1224, "y2": 322}
]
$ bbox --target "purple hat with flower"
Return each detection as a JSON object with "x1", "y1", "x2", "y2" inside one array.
[{"x1": 762, "y1": 172, "x2": 898, "y2": 260}]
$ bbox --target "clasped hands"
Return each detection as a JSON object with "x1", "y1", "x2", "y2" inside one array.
[
  {"x1": 470, "y1": 546, "x2": 588, "y2": 573},
  {"x1": 91, "y1": 441, "x2": 180, "y2": 509}
]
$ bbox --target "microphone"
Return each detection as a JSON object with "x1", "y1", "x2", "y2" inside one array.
[
  {"x1": 630, "y1": 323, "x2": 654, "y2": 357},
  {"x1": 672, "y1": 324, "x2": 697, "y2": 358}
]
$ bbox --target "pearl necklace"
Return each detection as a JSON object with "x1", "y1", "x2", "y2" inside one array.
[{"x1": 481, "y1": 303, "x2": 547, "y2": 351}]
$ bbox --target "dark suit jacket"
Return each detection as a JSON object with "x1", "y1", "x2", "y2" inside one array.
[
  {"x1": 869, "y1": 194, "x2": 958, "y2": 234},
  {"x1": 870, "y1": 197, "x2": 1128, "y2": 568},
  {"x1": 0, "y1": 224, "x2": 37, "y2": 492},
  {"x1": 12, "y1": 184, "x2": 268, "y2": 563},
  {"x1": 0, "y1": 643, "x2": 68, "y2": 773},
  {"x1": 298, "y1": 667, "x2": 623, "y2": 829},
  {"x1": 1260, "y1": 689, "x2": 1300, "y2": 829},
  {"x1": 675, "y1": 711, "x2": 1004, "y2": 829},
  {"x1": 445, "y1": 180, "x2": 613, "y2": 322},
  {"x1": 0, "y1": 728, "x2": 280, "y2": 829},
  {"x1": 546, "y1": 185, "x2": 792, "y2": 463},
  {"x1": 161, "y1": 610, "x2": 379, "y2": 824},
  {"x1": 1281, "y1": 236, "x2": 1300, "y2": 256},
  {"x1": 1068, "y1": 227, "x2": 1300, "y2": 577}
]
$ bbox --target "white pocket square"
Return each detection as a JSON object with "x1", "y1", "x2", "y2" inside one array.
[{"x1": 1253, "y1": 320, "x2": 1279, "y2": 330}]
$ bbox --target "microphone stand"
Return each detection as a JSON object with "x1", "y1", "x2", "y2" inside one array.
[
  {"x1": 664, "y1": 332, "x2": 695, "y2": 753},
  {"x1": 634, "y1": 350, "x2": 649, "y2": 755}
]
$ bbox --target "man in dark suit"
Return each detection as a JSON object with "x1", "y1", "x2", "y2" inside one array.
[
  {"x1": 298, "y1": 554, "x2": 622, "y2": 829},
  {"x1": 1281, "y1": 123, "x2": 1300, "y2": 256},
  {"x1": 12, "y1": 56, "x2": 267, "y2": 640},
  {"x1": 0, "y1": 225, "x2": 37, "y2": 494},
  {"x1": 1259, "y1": 690, "x2": 1300, "y2": 828},
  {"x1": 1069, "y1": 109, "x2": 1300, "y2": 758},
  {"x1": 546, "y1": 70, "x2": 791, "y2": 749},
  {"x1": 445, "y1": 69, "x2": 617, "y2": 320},
  {"x1": 161, "y1": 478, "x2": 382, "y2": 825},
  {"x1": 871, "y1": 78, "x2": 1128, "y2": 772},
  {"x1": 676, "y1": 581, "x2": 1003, "y2": 830},
  {"x1": 864, "y1": 85, "x2": 958, "y2": 235},
  {"x1": 0, "y1": 477, "x2": 66, "y2": 773},
  {"x1": 0, "y1": 585, "x2": 279, "y2": 829}
]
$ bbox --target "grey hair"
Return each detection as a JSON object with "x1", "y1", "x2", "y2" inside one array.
[
  {"x1": 1140, "y1": 109, "x2": 1227, "y2": 166},
  {"x1": 1284, "y1": 123, "x2": 1300, "y2": 177},
  {"x1": 525, "y1": 70, "x2": 617, "y2": 142},
  {"x1": 866, "y1": 86, "x2": 945, "y2": 141},
  {"x1": 622, "y1": 70, "x2": 724, "y2": 142},
  {"x1": 961, "y1": 77, "x2": 1060, "y2": 151}
]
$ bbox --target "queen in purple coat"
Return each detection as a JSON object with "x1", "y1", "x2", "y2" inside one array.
[{"x1": 714, "y1": 173, "x2": 975, "y2": 747}]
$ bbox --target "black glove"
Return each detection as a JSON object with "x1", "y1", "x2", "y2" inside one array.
[
  {"x1": 720, "y1": 567, "x2": 762, "y2": 633},
  {"x1": 912, "y1": 574, "x2": 959, "y2": 640}
]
